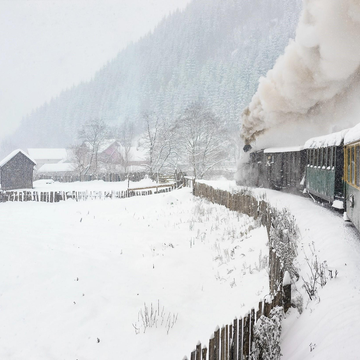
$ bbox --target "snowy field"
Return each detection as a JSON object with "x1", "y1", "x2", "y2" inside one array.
[
  {"x1": 0, "y1": 182, "x2": 269, "y2": 359},
  {"x1": 1, "y1": 179, "x2": 360, "y2": 359}
]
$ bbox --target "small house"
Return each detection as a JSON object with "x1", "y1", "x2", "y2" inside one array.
[
  {"x1": 27, "y1": 148, "x2": 68, "y2": 170},
  {"x1": 0, "y1": 149, "x2": 36, "y2": 190}
]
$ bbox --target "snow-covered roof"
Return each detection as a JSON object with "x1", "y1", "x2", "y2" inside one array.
[
  {"x1": 84, "y1": 140, "x2": 120, "y2": 153},
  {"x1": 344, "y1": 123, "x2": 360, "y2": 145},
  {"x1": 304, "y1": 129, "x2": 349, "y2": 149},
  {"x1": 38, "y1": 163, "x2": 76, "y2": 173},
  {"x1": 27, "y1": 148, "x2": 68, "y2": 160},
  {"x1": 0, "y1": 149, "x2": 36, "y2": 168},
  {"x1": 264, "y1": 146, "x2": 303, "y2": 154}
]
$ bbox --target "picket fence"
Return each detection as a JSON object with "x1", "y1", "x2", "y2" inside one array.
[
  {"x1": 184, "y1": 182, "x2": 292, "y2": 360},
  {"x1": 0, "y1": 183, "x2": 176, "y2": 203}
]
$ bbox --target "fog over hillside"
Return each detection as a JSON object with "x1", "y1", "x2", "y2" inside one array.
[{"x1": 1, "y1": 0, "x2": 302, "y2": 155}]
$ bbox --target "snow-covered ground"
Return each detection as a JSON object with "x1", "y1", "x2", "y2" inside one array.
[
  {"x1": 0, "y1": 181, "x2": 269, "y2": 359},
  {"x1": 204, "y1": 180, "x2": 360, "y2": 360},
  {"x1": 1, "y1": 179, "x2": 360, "y2": 359},
  {"x1": 31, "y1": 177, "x2": 159, "y2": 191}
]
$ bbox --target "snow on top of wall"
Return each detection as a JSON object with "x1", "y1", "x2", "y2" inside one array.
[
  {"x1": 264, "y1": 146, "x2": 303, "y2": 154},
  {"x1": 304, "y1": 128, "x2": 349, "y2": 149},
  {"x1": 27, "y1": 148, "x2": 68, "y2": 160},
  {"x1": 0, "y1": 149, "x2": 36, "y2": 168},
  {"x1": 344, "y1": 122, "x2": 360, "y2": 145}
]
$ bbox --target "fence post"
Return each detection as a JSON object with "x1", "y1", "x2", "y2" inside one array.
[
  {"x1": 196, "y1": 343, "x2": 202, "y2": 360},
  {"x1": 250, "y1": 309, "x2": 255, "y2": 357},
  {"x1": 232, "y1": 318, "x2": 238, "y2": 360},
  {"x1": 283, "y1": 271, "x2": 291, "y2": 313},
  {"x1": 202, "y1": 347, "x2": 207, "y2": 360},
  {"x1": 209, "y1": 336, "x2": 214, "y2": 360},
  {"x1": 238, "y1": 317, "x2": 243, "y2": 360},
  {"x1": 256, "y1": 301, "x2": 263, "y2": 321},
  {"x1": 263, "y1": 296, "x2": 272, "y2": 318},
  {"x1": 226, "y1": 324, "x2": 229, "y2": 360},
  {"x1": 221, "y1": 326, "x2": 225, "y2": 360},
  {"x1": 243, "y1": 314, "x2": 250, "y2": 360},
  {"x1": 214, "y1": 327, "x2": 220, "y2": 360}
]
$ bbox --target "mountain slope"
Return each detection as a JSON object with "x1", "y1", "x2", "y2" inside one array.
[{"x1": 3, "y1": 0, "x2": 302, "y2": 153}]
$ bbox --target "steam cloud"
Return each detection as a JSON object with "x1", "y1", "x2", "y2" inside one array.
[{"x1": 241, "y1": 0, "x2": 360, "y2": 148}]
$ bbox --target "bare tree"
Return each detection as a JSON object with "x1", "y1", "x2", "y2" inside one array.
[
  {"x1": 174, "y1": 102, "x2": 229, "y2": 179},
  {"x1": 118, "y1": 118, "x2": 135, "y2": 174},
  {"x1": 70, "y1": 143, "x2": 89, "y2": 179},
  {"x1": 78, "y1": 119, "x2": 108, "y2": 174},
  {"x1": 141, "y1": 112, "x2": 174, "y2": 178}
]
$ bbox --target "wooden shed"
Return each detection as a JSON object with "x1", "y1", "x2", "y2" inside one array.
[{"x1": 0, "y1": 149, "x2": 37, "y2": 190}]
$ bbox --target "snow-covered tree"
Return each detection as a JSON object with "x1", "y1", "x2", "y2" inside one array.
[
  {"x1": 78, "y1": 119, "x2": 109, "y2": 174},
  {"x1": 118, "y1": 118, "x2": 135, "y2": 174},
  {"x1": 252, "y1": 306, "x2": 283, "y2": 360},
  {"x1": 174, "y1": 102, "x2": 229, "y2": 179},
  {"x1": 140, "y1": 112, "x2": 175, "y2": 177}
]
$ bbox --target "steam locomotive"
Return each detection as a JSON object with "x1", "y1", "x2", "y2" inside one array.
[{"x1": 238, "y1": 123, "x2": 360, "y2": 232}]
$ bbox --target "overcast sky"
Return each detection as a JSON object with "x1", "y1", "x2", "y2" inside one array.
[{"x1": 0, "y1": 0, "x2": 192, "y2": 142}]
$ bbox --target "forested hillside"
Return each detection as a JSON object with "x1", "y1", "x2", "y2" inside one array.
[{"x1": 2, "y1": 0, "x2": 302, "y2": 152}]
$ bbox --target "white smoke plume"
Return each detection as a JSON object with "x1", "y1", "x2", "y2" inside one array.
[{"x1": 241, "y1": 0, "x2": 360, "y2": 150}]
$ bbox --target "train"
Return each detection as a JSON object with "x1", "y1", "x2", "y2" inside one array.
[{"x1": 237, "y1": 123, "x2": 360, "y2": 232}]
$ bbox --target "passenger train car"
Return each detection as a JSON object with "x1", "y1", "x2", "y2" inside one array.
[
  {"x1": 343, "y1": 124, "x2": 360, "y2": 230},
  {"x1": 240, "y1": 123, "x2": 360, "y2": 233}
]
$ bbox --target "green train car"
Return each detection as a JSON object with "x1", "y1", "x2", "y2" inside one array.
[
  {"x1": 344, "y1": 124, "x2": 360, "y2": 230},
  {"x1": 264, "y1": 147, "x2": 306, "y2": 191},
  {"x1": 304, "y1": 130, "x2": 348, "y2": 205},
  {"x1": 240, "y1": 123, "x2": 360, "y2": 233}
]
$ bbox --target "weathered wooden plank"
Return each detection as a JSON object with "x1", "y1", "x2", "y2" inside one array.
[
  {"x1": 238, "y1": 317, "x2": 243, "y2": 360},
  {"x1": 243, "y1": 314, "x2": 250, "y2": 360},
  {"x1": 214, "y1": 328, "x2": 220, "y2": 360},
  {"x1": 196, "y1": 343, "x2": 201, "y2": 360},
  {"x1": 233, "y1": 318, "x2": 238, "y2": 360},
  {"x1": 202, "y1": 347, "x2": 207, "y2": 360}
]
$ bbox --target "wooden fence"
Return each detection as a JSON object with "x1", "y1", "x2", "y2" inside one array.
[
  {"x1": 184, "y1": 182, "x2": 293, "y2": 360},
  {"x1": 0, "y1": 183, "x2": 176, "y2": 203}
]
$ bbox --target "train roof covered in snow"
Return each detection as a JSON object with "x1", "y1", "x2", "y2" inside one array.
[
  {"x1": 304, "y1": 129, "x2": 350, "y2": 149},
  {"x1": 344, "y1": 123, "x2": 360, "y2": 145},
  {"x1": 264, "y1": 146, "x2": 304, "y2": 154}
]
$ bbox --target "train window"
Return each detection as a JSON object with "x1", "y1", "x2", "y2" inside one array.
[
  {"x1": 315, "y1": 149, "x2": 318, "y2": 167},
  {"x1": 307, "y1": 150, "x2": 310, "y2": 166},
  {"x1": 311, "y1": 149, "x2": 314, "y2": 166},
  {"x1": 346, "y1": 147, "x2": 350, "y2": 182},
  {"x1": 320, "y1": 148, "x2": 324, "y2": 167},
  {"x1": 357, "y1": 146, "x2": 360, "y2": 187},
  {"x1": 313, "y1": 149, "x2": 315, "y2": 166},
  {"x1": 328, "y1": 147, "x2": 332, "y2": 168},
  {"x1": 351, "y1": 147, "x2": 355, "y2": 185}
]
